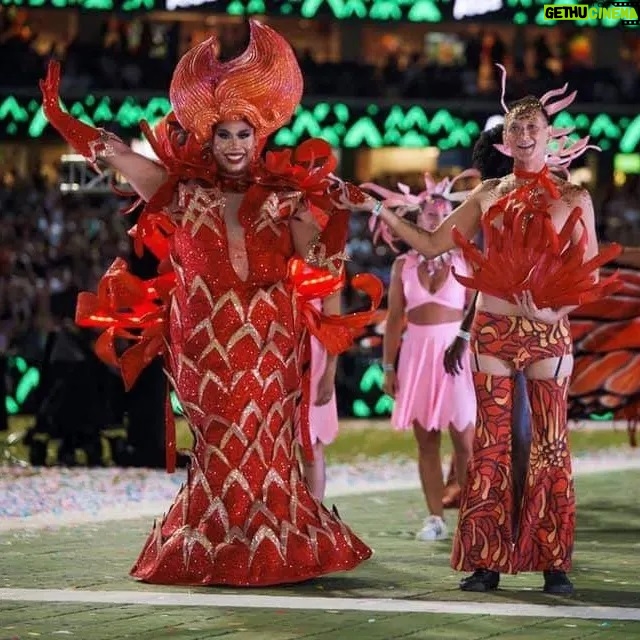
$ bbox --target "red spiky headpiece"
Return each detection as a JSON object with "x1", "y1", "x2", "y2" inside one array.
[{"x1": 169, "y1": 20, "x2": 303, "y2": 144}]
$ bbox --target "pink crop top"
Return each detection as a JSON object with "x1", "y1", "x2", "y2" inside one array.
[{"x1": 401, "y1": 252, "x2": 469, "y2": 312}]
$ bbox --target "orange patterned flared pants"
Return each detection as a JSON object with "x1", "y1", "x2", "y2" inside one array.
[{"x1": 451, "y1": 312, "x2": 574, "y2": 574}]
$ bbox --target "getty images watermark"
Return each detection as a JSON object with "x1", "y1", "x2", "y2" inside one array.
[{"x1": 543, "y1": 1, "x2": 639, "y2": 24}]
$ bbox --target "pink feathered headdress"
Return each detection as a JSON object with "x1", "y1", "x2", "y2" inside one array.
[
  {"x1": 493, "y1": 64, "x2": 599, "y2": 174},
  {"x1": 361, "y1": 169, "x2": 480, "y2": 252}
]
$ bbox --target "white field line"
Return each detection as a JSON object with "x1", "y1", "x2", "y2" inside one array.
[
  {"x1": 0, "y1": 588, "x2": 639, "y2": 621},
  {"x1": 1, "y1": 453, "x2": 639, "y2": 533}
]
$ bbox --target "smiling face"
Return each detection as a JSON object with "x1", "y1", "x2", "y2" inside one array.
[
  {"x1": 418, "y1": 197, "x2": 451, "y2": 231},
  {"x1": 504, "y1": 101, "x2": 550, "y2": 171},
  {"x1": 212, "y1": 120, "x2": 256, "y2": 175}
]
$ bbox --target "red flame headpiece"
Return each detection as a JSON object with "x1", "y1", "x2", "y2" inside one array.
[{"x1": 169, "y1": 20, "x2": 303, "y2": 144}]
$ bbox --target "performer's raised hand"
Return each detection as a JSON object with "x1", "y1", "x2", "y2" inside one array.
[
  {"x1": 39, "y1": 59, "x2": 63, "y2": 118},
  {"x1": 39, "y1": 59, "x2": 108, "y2": 162},
  {"x1": 327, "y1": 174, "x2": 373, "y2": 211}
]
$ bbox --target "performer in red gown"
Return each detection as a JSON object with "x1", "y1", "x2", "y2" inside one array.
[
  {"x1": 39, "y1": 20, "x2": 378, "y2": 587},
  {"x1": 334, "y1": 68, "x2": 622, "y2": 595}
]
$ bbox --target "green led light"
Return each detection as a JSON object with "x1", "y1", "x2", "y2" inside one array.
[
  {"x1": 407, "y1": 0, "x2": 442, "y2": 22},
  {"x1": 13, "y1": 357, "x2": 28, "y2": 374},
  {"x1": 352, "y1": 398, "x2": 372, "y2": 417},
  {"x1": 369, "y1": 0, "x2": 403, "y2": 20},
  {"x1": 343, "y1": 118, "x2": 385, "y2": 148},
  {"x1": 0, "y1": 0, "x2": 638, "y2": 27},
  {"x1": 359, "y1": 363, "x2": 384, "y2": 393},
  {"x1": 15, "y1": 368, "x2": 39, "y2": 404},
  {"x1": 2, "y1": 95, "x2": 638, "y2": 153},
  {"x1": 170, "y1": 390, "x2": 183, "y2": 414},
  {"x1": 374, "y1": 394, "x2": 394, "y2": 415},
  {"x1": 589, "y1": 411, "x2": 614, "y2": 421},
  {"x1": 589, "y1": 113, "x2": 620, "y2": 138},
  {"x1": 0, "y1": 97, "x2": 29, "y2": 124},
  {"x1": 6, "y1": 396, "x2": 19, "y2": 416},
  {"x1": 621, "y1": 118, "x2": 640, "y2": 154},
  {"x1": 226, "y1": 0, "x2": 247, "y2": 13},
  {"x1": 513, "y1": 10, "x2": 528, "y2": 24},
  {"x1": 0, "y1": 0, "x2": 156, "y2": 8}
]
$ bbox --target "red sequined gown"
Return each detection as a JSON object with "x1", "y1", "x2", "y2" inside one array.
[{"x1": 128, "y1": 181, "x2": 372, "y2": 586}]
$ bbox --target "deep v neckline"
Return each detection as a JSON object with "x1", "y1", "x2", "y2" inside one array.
[
  {"x1": 221, "y1": 191, "x2": 250, "y2": 283},
  {"x1": 415, "y1": 257, "x2": 450, "y2": 295}
]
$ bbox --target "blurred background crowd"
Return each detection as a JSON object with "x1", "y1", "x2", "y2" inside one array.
[{"x1": 2, "y1": 9, "x2": 640, "y2": 102}]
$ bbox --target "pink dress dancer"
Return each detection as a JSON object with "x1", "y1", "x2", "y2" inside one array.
[
  {"x1": 309, "y1": 300, "x2": 339, "y2": 443},
  {"x1": 303, "y1": 297, "x2": 340, "y2": 500},
  {"x1": 362, "y1": 173, "x2": 478, "y2": 541},
  {"x1": 393, "y1": 251, "x2": 476, "y2": 434}
]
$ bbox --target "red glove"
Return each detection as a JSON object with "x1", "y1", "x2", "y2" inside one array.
[
  {"x1": 40, "y1": 60, "x2": 115, "y2": 163},
  {"x1": 326, "y1": 174, "x2": 370, "y2": 210}
]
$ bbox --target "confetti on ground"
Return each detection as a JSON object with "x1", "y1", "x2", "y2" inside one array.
[{"x1": 1, "y1": 449, "x2": 639, "y2": 528}]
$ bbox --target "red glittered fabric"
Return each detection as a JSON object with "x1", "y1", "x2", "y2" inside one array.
[
  {"x1": 50, "y1": 18, "x2": 378, "y2": 585},
  {"x1": 75, "y1": 143, "x2": 379, "y2": 585},
  {"x1": 452, "y1": 167, "x2": 623, "y2": 308},
  {"x1": 124, "y1": 182, "x2": 372, "y2": 586}
]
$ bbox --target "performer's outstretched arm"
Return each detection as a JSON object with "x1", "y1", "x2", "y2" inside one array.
[
  {"x1": 40, "y1": 60, "x2": 167, "y2": 201},
  {"x1": 359, "y1": 184, "x2": 487, "y2": 260},
  {"x1": 96, "y1": 138, "x2": 168, "y2": 202}
]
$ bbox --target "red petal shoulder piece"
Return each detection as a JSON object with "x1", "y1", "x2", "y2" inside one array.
[{"x1": 453, "y1": 172, "x2": 623, "y2": 308}]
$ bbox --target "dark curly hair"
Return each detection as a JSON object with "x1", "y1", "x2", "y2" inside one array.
[{"x1": 471, "y1": 124, "x2": 512, "y2": 180}]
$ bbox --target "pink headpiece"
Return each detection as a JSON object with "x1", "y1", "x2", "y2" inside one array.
[
  {"x1": 493, "y1": 64, "x2": 600, "y2": 175},
  {"x1": 361, "y1": 169, "x2": 480, "y2": 251}
]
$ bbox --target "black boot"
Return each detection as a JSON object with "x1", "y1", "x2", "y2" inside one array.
[
  {"x1": 460, "y1": 569, "x2": 500, "y2": 592},
  {"x1": 543, "y1": 570, "x2": 574, "y2": 595}
]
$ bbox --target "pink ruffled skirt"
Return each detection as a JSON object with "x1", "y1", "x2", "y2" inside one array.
[
  {"x1": 309, "y1": 333, "x2": 339, "y2": 445},
  {"x1": 392, "y1": 321, "x2": 476, "y2": 432}
]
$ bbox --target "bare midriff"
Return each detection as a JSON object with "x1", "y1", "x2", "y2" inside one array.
[
  {"x1": 476, "y1": 292, "x2": 523, "y2": 317},
  {"x1": 406, "y1": 302, "x2": 464, "y2": 325}
]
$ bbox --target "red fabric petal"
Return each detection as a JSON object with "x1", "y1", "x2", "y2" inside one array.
[{"x1": 453, "y1": 172, "x2": 623, "y2": 307}]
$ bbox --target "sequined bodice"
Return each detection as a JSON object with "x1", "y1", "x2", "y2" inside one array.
[{"x1": 169, "y1": 181, "x2": 302, "y2": 294}]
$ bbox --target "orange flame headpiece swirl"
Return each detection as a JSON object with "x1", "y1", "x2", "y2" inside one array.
[{"x1": 169, "y1": 20, "x2": 303, "y2": 144}]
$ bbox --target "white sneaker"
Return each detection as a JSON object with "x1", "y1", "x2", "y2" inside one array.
[{"x1": 415, "y1": 515, "x2": 448, "y2": 541}]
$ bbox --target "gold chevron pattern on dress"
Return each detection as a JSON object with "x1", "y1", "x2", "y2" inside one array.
[
  {"x1": 179, "y1": 183, "x2": 226, "y2": 238},
  {"x1": 131, "y1": 186, "x2": 371, "y2": 587},
  {"x1": 254, "y1": 190, "x2": 303, "y2": 235}
]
